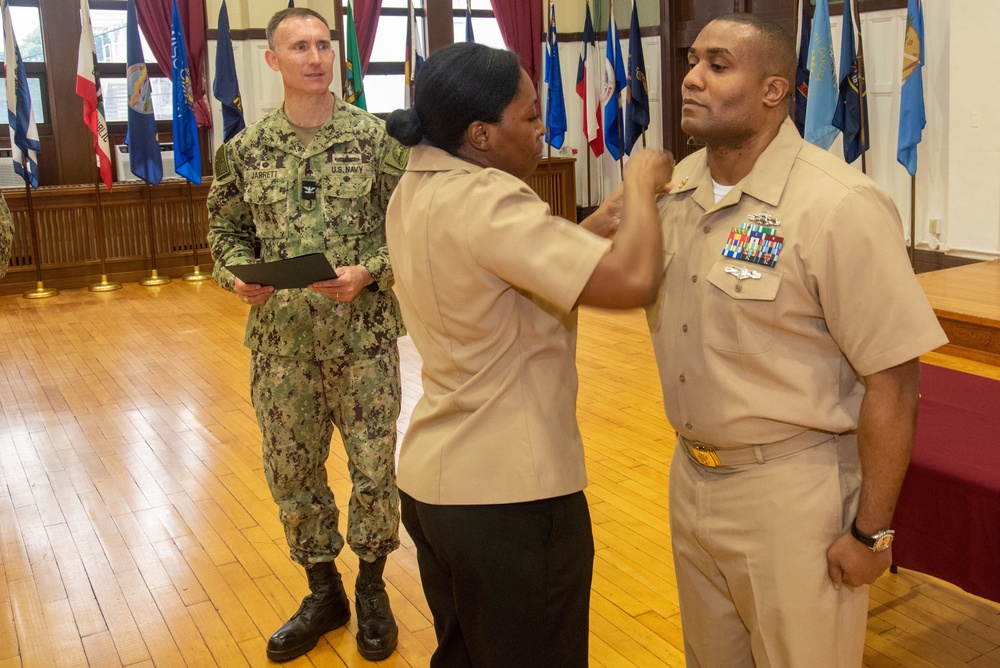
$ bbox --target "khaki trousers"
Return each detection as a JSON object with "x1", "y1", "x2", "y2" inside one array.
[{"x1": 669, "y1": 435, "x2": 869, "y2": 667}]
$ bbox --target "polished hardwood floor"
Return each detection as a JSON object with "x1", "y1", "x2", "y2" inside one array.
[{"x1": 0, "y1": 281, "x2": 998, "y2": 667}]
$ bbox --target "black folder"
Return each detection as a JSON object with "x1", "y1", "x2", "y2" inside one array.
[{"x1": 226, "y1": 253, "x2": 338, "y2": 290}]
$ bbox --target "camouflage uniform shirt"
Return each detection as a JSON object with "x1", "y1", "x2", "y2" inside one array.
[{"x1": 208, "y1": 98, "x2": 408, "y2": 359}]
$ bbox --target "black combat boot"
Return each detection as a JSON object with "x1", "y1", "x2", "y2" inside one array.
[
  {"x1": 266, "y1": 561, "x2": 352, "y2": 662},
  {"x1": 355, "y1": 556, "x2": 399, "y2": 661}
]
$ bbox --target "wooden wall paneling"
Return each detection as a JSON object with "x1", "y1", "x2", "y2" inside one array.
[{"x1": 0, "y1": 181, "x2": 213, "y2": 295}]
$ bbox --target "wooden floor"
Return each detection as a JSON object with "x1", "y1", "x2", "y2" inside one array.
[{"x1": 0, "y1": 281, "x2": 998, "y2": 667}]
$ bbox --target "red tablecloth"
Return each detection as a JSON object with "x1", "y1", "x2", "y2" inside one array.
[{"x1": 892, "y1": 363, "x2": 1000, "y2": 603}]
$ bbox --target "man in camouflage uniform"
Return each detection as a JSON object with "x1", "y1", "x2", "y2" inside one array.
[
  {"x1": 0, "y1": 193, "x2": 13, "y2": 278},
  {"x1": 207, "y1": 7, "x2": 407, "y2": 663}
]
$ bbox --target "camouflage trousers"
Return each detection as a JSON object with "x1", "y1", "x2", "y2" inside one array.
[{"x1": 249, "y1": 343, "x2": 401, "y2": 566}]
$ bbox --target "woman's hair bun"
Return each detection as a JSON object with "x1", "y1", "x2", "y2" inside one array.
[{"x1": 386, "y1": 107, "x2": 424, "y2": 146}]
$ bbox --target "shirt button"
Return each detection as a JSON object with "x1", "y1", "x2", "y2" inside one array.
[
  {"x1": 682, "y1": 324, "x2": 688, "y2": 333},
  {"x1": 735, "y1": 283, "x2": 743, "y2": 293},
  {"x1": 685, "y1": 422, "x2": 693, "y2": 430},
  {"x1": 691, "y1": 275, "x2": 698, "y2": 283},
  {"x1": 703, "y1": 226, "x2": 711, "y2": 234},
  {"x1": 679, "y1": 374, "x2": 686, "y2": 383}
]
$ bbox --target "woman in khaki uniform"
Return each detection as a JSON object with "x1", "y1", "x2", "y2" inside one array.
[{"x1": 384, "y1": 43, "x2": 672, "y2": 667}]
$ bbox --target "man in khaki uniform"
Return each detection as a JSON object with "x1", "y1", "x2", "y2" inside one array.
[
  {"x1": 647, "y1": 14, "x2": 947, "y2": 667},
  {"x1": 0, "y1": 193, "x2": 13, "y2": 277},
  {"x1": 207, "y1": 7, "x2": 407, "y2": 663}
]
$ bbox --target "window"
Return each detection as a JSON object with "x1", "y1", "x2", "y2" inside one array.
[
  {"x1": 451, "y1": 0, "x2": 503, "y2": 48},
  {"x1": 361, "y1": 0, "x2": 502, "y2": 114},
  {"x1": 0, "y1": 2, "x2": 46, "y2": 123},
  {"x1": 88, "y1": 6, "x2": 173, "y2": 122}
]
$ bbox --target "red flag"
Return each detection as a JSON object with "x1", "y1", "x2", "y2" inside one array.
[{"x1": 76, "y1": 0, "x2": 112, "y2": 189}]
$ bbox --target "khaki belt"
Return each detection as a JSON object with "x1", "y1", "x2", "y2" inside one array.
[{"x1": 679, "y1": 431, "x2": 840, "y2": 468}]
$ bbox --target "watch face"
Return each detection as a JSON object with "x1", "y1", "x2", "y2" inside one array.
[{"x1": 873, "y1": 532, "x2": 894, "y2": 552}]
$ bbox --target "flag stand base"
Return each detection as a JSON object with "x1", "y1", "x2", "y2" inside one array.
[
  {"x1": 183, "y1": 266, "x2": 211, "y2": 282},
  {"x1": 140, "y1": 269, "x2": 171, "y2": 286},
  {"x1": 23, "y1": 281, "x2": 58, "y2": 299},
  {"x1": 89, "y1": 275, "x2": 122, "y2": 292}
]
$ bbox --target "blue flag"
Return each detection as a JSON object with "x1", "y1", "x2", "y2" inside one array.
[
  {"x1": 125, "y1": 0, "x2": 162, "y2": 185},
  {"x1": 623, "y1": 1, "x2": 648, "y2": 156},
  {"x1": 804, "y1": 0, "x2": 838, "y2": 150},
  {"x1": 214, "y1": 0, "x2": 245, "y2": 143},
  {"x1": 3, "y1": 0, "x2": 40, "y2": 188},
  {"x1": 832, "y1": 0, "x2": 869, "y2": 164},
  {"x1": 897, "y1": 0, "x2": 925, "y2": 177},
  {"x1": 602, "y1": 6, "x2": 626, "y2": 160},
  {"x1": 794, "y1": 0, "x2": 810, "y2": 136},
  {"x1": 465, "y1": 0, "x2": 474, "y2": 42},
  {"x1": 544, "y1": 3, "x2": 567, "y2": 149},
  {"x1": 171, "y1": 0, "x2": 201, "y2": 184}
]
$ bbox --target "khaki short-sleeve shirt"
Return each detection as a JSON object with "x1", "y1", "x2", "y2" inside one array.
[
  {"x1": 387, "y1": 145, "x2": 612, "y2": 504},
  {"x1": 648, "y1": 118, "x2": 947, "y2": 448}
]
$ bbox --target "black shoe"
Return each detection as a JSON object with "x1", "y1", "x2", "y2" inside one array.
[
  {"x1": 266, "y1": 561, "x2": 352, "y2": 662},
  {"x1": 355, "y1": 557, "x2": 399, "y2": 661}
]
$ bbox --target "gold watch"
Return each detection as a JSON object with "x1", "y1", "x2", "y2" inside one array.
[{"x1": 850, "y1": 518, "x2": 894, "y2": 552}]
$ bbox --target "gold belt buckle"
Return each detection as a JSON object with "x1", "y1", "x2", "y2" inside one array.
[{"x1": 691, "y1": 444, "x2": 722, "y2": 468}]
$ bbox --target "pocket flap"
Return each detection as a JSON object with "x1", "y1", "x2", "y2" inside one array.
[{"x1": 706, "y1": 259, "x2": 781, "y2": 301}]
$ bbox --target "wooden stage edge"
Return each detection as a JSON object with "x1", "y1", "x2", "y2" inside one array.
[{"x1": 917, "y1": 259, "x2": 1000, "y2": 365}]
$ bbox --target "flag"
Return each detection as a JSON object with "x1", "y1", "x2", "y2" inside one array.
[
  {"x1": 3, "y1": 0, "x2": 40, "y2": 188},
  {"x1": 794, "y1": 0, "x2": 811, "y2": 135},
  {"x1": 125, "y1": 0, "x2": 162, "y2": 185},
  {"x1": 404, "y1": 0, "x2": 425, "y2": 107},
  {"x1": 544, "y1": 3, "x2": 567, "y2": 149},
  {"x1": 171, "y1": 0, "x2": 201, "y2": 184},
  {"x1": 804, "y1": 0, "x2": 838, "y2": 150},
  {"x1": 287, "y1": 0, "x2": 294, "y2": 7},
  {"x1": 602, "y1": 4, "x2": 626, "y2": 160},
  {"x1": 77, "y1": 0, "x2": 112, "y2": 189},
  {"x1": 897, "y1": 0, "x2": 925, "y2": 177},
  {"x1": 575, "y1": 2, "x2": 603, "y2": 157},
  {"x1": 465, "y1": 0, "x2": 474, "y2": 42},
  {"x1": 214, "y1": 0, "x2": 245, "y2": 143},
  {"x1": 344, "y1": 0, "x2": 366, "y2": 110},
  {"x1": 832, "y1": 0, "x2": 869, "y2": 164},
  {"x1": 623, "y1": 0, "x2": 648, "y2": 155}
]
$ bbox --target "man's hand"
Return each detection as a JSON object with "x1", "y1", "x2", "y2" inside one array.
[
  {"x1": 234, "y1": 276, "x2": 274, "y2": 306},
  {"x1": 826, "y1": 532, "x2": 892, "y2": 590},
  {"x1": 309, "y1": 264, "x2": 374, "y2": 302}
]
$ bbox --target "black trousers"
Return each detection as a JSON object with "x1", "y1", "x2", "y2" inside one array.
[{"x1": 400, "y1": 490, "x2": 595, "y2": 668}]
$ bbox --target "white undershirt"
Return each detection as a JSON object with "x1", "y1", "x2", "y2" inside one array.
[{"x1": 712, "y1": 179, "x2": 735, "y2": 204}]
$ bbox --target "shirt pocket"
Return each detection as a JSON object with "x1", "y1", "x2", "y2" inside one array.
[
  {"x1": 323, "y1": 168, "x2": 376, "y2": 235},
  {"x1": 646, "y1": 250, "x2": 675, "y2": 333},
  {"x1": 244, "y1": 177, "x2": 290, "y2": 239},
  {"x1": 704, "y1": 257, "x2": 782, "y2": 354}
]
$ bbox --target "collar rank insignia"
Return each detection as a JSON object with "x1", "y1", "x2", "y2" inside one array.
[
  {"x1": 721, "y1": 220, "x2": 784, "y2": 268},
  {"x1": 725, "y1": 265, "x2": 762, "y2": 281}
]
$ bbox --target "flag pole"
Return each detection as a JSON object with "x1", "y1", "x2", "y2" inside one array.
[
  {"x1": 853, "y1": 0, "x2": 869, "y2": 175},
  {"x1": 909, "y1": 175, "x2": 916, "y2": 267},
  {"x1": 139, "y1": 182, "x2": 171, "y2": 286},
  {"x1": 20, "y1": 162, "x2": 57, "y2": 299},
  {"x1": 545, "y1": 0, "x2": 552, "y2": 161},
  {"x1": 88, "y1": 169, "x2": 121, "y2": 292},
  {"x1": 183, "y1": 181, "x2": 210, "y2": 281},
  {"x1": 586, "y1": 148, "x2": 592, "y2": 209}
]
